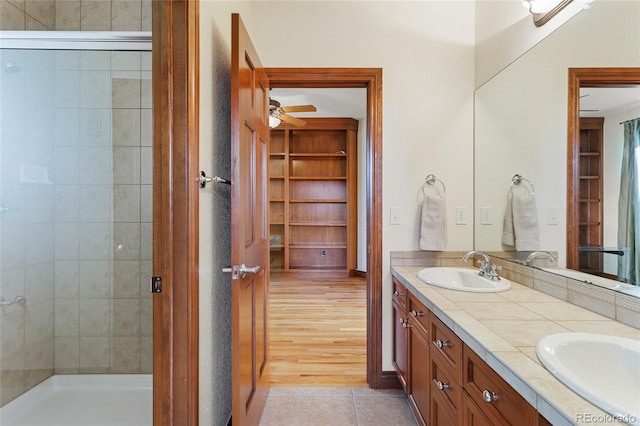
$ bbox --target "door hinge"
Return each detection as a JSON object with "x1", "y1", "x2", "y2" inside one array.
[{"x1": 151, "y1": 276, "x2": 162, "y2": 293}]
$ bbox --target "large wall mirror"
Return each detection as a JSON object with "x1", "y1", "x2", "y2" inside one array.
[{"x1": 474, "y1": 1, "x2": 640, "y2": 296}]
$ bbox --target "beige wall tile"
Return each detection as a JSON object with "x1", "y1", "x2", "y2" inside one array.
[
  {"x1": 79, "y1": 298, "x2": 111, "y2": 336},
  {"x1": 24, "y1": 261, "x2": 54, "y2": 305},
  {"x1": 113, "y1": 299, "x2": 140, "y2": 337},
  {"x1": 113, "y1": 261, "x2": 141, "y2": 298},
  {"x1": 54, "y1": 223, "x2": 80, "y2": 261},
  {"x1": 79, "y1": 184, "x2": 112, "y2": 223},
  {"x1": 54, "y1": 261, "x2": 79, "y2": 298},
  {"x1": 79, "y1": 222, "x2": 112, "y2": 260},
  {"x1": 80, "y1": 108, "x2": 111, "y2": 146},
  {"x1": 113, "y1": 184, "x2": 141, "y2": 222},
  {"x1": 54, "y1": 336, "x2": 79, "y2": 370},
  {"x1": 112, "y1": 76, "x2": 141, "y2": 108},
  {"x1": 1, "y1": 0, "x2": 26, "y2": 30},
  {"x1": 55, "y1": 184, "x2": 80, "y2": 222},
  {"x1": 1, "y1": 311, "x2": 25, "y2": 370},
  {"x1": 79, "y1": 336, "x2": 110, "y2": 370},
  {"x1": 24, "y1": 0, "x2": 54, "y2": 29},
  {"x1": 79, "y1": 260, "x2": 111, "y2": 298},
  {"x1": 140, "y1": 109, "x2": 152, "y2": 147},
  {"x1": 55, "y1": 0, "x2": 80, "y2": 30},
  {"x1": 111, "y1": 336, "x2": 140, "y2": 373},
  {"x1": 111, "y1": 0, "x2": 140, "y2": 31},
  {"x1": 55, "y1": 299, "x2": 79, "y2": 337},
  {"x1": 113, "y1": 109, "x2": 141, "y2": 146},
  {"x1": 140, "y1": 298, "x2": 152, "y2": 337},
  {"x1": 0, "y1": 368, "x2": 25, "y2": 406},
  {"x1": 80, "y1": 0, "x2": 110, "y2": 30},
  {"x1": 113, "y1": 223, "x2": 140, "y2": 260},
  {"x1": 113, "y1": 148, "x2": 141, "y2": 185},
  {"x1": 140, "y1": 336, "x2": 152, "y2": 373}
]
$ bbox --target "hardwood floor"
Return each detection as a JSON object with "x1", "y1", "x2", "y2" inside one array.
[{"x1": 268, "y1": 273, "x2": 367, "y2": 387}]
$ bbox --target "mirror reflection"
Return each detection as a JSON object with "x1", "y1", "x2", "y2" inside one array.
[{"x1": 474, "y1": 1, "x2": 640, "y2": 294}]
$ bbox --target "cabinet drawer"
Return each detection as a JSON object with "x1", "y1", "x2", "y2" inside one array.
[
  {"x1": 430, "y1": 313, "x2": 462, "y2": 380},
  {"x1": 408, "y1": 293, "x2": 429, "y2": 335},
  {"x1": 463, "y1": 346, "x2": 537, "y2": 425},
  {"x1": 392, "y1": 278, "x2": 407, "y2": 309},
  {"x1": 430, "y1": 352, "x2": 462, "y2": 415}
]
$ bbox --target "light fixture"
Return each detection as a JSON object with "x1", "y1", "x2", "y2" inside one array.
[
  {"x1": 522, "y1": 0, "x2": 573, "y2": 27},
  {"x1": 269, "y1": 114, "x2": 281, "y2": 128}
]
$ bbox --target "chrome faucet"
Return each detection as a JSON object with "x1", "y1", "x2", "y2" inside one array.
[
  {"x1": 526, "y1": 251, "x2": 557, "y2": 266},
  {"x1": 462, "y1": 251, "x2": 502, "y2": 281}
]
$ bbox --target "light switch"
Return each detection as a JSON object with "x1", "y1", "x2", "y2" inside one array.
[
  {"x1": 547, "y1": 207, "x2": 559, "y2": 225},
  {"x1": 390, "y1": 207, "x2": 401, "y2": 225}
]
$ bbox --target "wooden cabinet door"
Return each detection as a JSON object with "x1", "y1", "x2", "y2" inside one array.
[
  {"x1": 408, "y1": 321, "x2": 430, "y2": 426},
  {"x1": 393, "y1": 299, "x2": 409, "y2": 392},
  {"x1": 462, "y1": 391, "x2": 495, "y2": 426}
]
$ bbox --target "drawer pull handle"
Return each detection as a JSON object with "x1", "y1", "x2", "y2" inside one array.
[
  {"x1": 394, "y1": 290, "x2": 402, "y2": 297},
  {"x1": 482, "y1": 390, "x2": 499, "y2": 403},
  {"x1": 434, "y1": 339, "x2": 450, "y2": 349},
  {"x1": 410, "y1": 310, "x2": 424, "y2": 317},
  {"x1": 436, "y1": 381, "x2": 450, "y2": 391},
  {"x1": 402, "y1": 320, "x2": 412, "y2": 329}
]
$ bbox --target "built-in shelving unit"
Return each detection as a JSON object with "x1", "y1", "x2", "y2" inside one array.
[
  {"x1": 269, "y1": 118, "x2": 358, "y2": 276},
  {"x1": 578, "y1": 117, "x2": 604, "y2": 274}
]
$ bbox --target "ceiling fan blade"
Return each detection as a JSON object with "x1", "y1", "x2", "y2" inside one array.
[
  {"x1": 281, "y1": 105, "x2": 317, "y2": 113},
  {"x1": 279, "y1": 114, "x2": 307, "y2": 127}
]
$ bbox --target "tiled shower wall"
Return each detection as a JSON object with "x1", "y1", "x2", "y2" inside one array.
[
  {"x1": 0, "y1": 0, "x2": 152, "y2": 406},
  {"x1": 0, "y1": 0, "x2": 152, "y2": 31}
]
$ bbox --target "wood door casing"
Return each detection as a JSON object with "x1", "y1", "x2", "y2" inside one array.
[
  {"x1": 566, "y1": 68, "x2": 640, "y2": 270},
  {"x1": 152, "y1": 0, "x2": 200, "y2": 424},
  {"x1": 231, "y1": 13, "x2": 270, "y2": 425}
]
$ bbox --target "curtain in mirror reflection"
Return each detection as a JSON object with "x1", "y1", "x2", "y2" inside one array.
[{"x1": 618, "y1": 118, "x2": 640, "y2": 286}]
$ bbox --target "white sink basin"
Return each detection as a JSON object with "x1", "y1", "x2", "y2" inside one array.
[
  {"x1": 416, "y1": 267, "x2": 511, "y2": 292},
  {"x1": 537, "y1": 333, "x2": 640, "y2": 424}
]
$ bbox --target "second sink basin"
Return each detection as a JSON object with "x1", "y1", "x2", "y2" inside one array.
[
  {"x1": 537, "y1": 332, "x2": 640, "y2": 425},
  {"x1": 416, "y1": 267, "x2": 511, "y2": 292}
]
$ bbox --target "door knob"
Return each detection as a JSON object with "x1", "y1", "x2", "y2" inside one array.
[{"x1": 222, "y1": 263, "x2": 261, "y2": 279}]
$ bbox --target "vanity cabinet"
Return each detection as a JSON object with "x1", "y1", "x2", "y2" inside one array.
[{"x1": 392, "y1": 277, "x2": 539, "y2": 425}]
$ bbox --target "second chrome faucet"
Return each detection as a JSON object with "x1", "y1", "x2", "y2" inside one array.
[{"x1": 462, "y1": 250, "x2": 502, "y2": 281}]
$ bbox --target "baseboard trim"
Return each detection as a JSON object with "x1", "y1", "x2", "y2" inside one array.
[
  {"x1": 352, "y1": 269, "x2": 367, "y2": 278},
  {"x1": 378, "y1": 370, "x2": 402, "y2": 389}
]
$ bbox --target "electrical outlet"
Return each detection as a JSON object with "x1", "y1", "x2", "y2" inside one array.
[
  {"x1": 481, "y1": 207, "x2": 492, "y2": 225},
  {"x1": 547, "y1": 207, "x2": 559, "y2": 225},
  {"x1": 455, "y1": 207, "x2": 467, "y2": 225},
  {"x1": 390, "y1": 207, "x2": 401, "y2": 225}
]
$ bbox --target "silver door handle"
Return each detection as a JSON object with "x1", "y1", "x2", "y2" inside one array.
[{"x1": 222, "y1": 263, "x2": 261, "y2": 279}]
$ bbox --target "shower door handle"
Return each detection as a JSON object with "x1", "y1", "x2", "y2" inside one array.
[{"x1": 222, "y1": 263, "x2": 261, "y2": 280}]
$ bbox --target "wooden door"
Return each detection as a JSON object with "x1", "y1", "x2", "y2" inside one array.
[{"x1": 230, "y1": 13, "x2": 270, "y2": 425}]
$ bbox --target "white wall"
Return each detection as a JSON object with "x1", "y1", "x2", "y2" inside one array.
[
  {"x1": 199, "y1": 1, "x2": 253, "y2": 424},
  {"x1": 475, "y1": 0, "x2": 592, "y2": 88}
]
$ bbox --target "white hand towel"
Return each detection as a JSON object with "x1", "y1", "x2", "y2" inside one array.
[
  {"x1": 502, "y1": 191, "x2": 515, "y2": 246},
  {"x1": 512, "y1": 193, "x2": 540, "y2": 251},
  {"x1": 419, "y1": 194, "x2": 447, "y2": 251}
]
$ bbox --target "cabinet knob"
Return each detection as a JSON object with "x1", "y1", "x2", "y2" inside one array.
[
  {"x1": 436, "y1": 381, "x2": 450, "y2": 391},
  {"x1": 394, "y1": 290, "x2": 402, "y2": 297},
  {"x1": 434, "y1": 339, "x2": 450, "y2": 349},
  {"x1": 410, "y1": 310, "x2": 424, "y2": 317},
  {"x1": 402, "y1": 319, "x2": 412, "y2": 329},
  {"x1": 482, "y1": 390, "x2": 499, "y2": 403}
]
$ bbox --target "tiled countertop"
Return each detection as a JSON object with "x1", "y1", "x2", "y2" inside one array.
[{"x1": 391, "y1": 266, "x2": 640, "y2": 426}]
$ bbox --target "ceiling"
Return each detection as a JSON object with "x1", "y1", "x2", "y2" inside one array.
[
  {"x1": 270, "y1": 86, "x2": 639, "y2": 122},
  {"x1": 269, "y1": 88, "x2": 367, "y2": 121},
  {"x1": 580, "y1": 87, "x2": 640, "y2": 117}
]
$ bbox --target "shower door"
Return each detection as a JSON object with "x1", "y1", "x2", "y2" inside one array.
[{"x1": 0, "y1": 34, "x2": 152, "y2": 407}]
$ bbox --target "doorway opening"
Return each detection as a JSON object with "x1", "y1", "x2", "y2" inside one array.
[{"x1": 265, "y1": 68, "x2": 387, "y2": 388}]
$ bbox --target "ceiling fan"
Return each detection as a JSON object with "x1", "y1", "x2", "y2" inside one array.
[{"x1": 269, "y1": 98, "x2": 316, "y2": 127}]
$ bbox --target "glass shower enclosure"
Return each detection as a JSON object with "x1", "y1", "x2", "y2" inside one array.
[{"x1": 0, "y1": 31, "x2": 153, "y2": 421}]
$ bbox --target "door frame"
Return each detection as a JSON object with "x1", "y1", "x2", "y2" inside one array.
[
  {"x1": 566, "y1": 67, "x2": 640, "y2": 270},
  {"x1": 152, "y1": 0, "x2": 200, "y2": 424},
  {"x1": 266, "y1": 68, "x2": 387, "y2": 388}
]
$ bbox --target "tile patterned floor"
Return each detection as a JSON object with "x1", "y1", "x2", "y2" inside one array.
[{"x1": 258, "y1": 386, "x2": 418, "y2": 426}]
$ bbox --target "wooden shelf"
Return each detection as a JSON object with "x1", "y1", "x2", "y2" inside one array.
[{"x1": 268, "y1": 118, "x2": 358, "y2": 274}]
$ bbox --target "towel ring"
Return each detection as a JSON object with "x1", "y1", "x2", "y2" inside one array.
[
  {"x1": 511, "y1": 174, "x2": 535, "y2": 195},
  {"x1": 422, "y1": 174, "x2": 446, "y2": 196}
]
